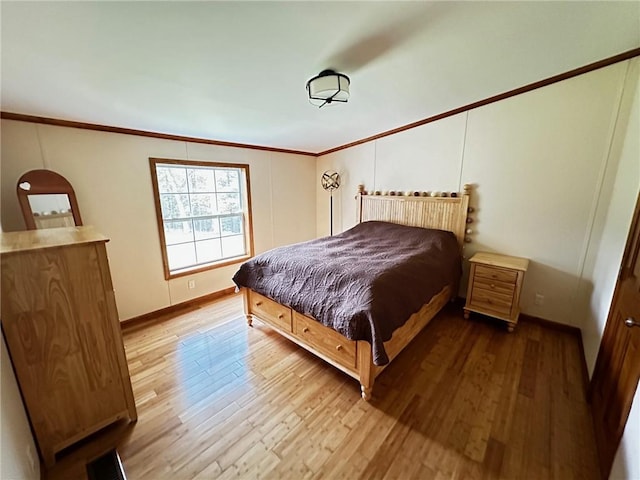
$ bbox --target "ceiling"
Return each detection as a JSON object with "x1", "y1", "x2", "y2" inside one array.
[{"x1": 1, "y1": 2, "x2": 638, "y2": 154}]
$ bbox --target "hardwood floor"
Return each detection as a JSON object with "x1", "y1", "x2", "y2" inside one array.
[{"x1": 45, "y1": 293, "x2": 599, "y2": 479}]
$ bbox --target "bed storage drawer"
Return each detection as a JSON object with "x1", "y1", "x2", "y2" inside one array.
[
  {"x1": 250, "y1": 291, "x2": 292, "y2": 332},
  {"x1": 293, "y1": 312, "x2": 357, "y2": 369}
]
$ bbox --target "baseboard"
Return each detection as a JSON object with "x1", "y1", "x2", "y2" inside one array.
[
  {"x1": 576, "y1": 330, "x2": 591, "y2": 398},
  {"x1": 121, "y1": 287, "x2": 237, "y2": 331},
  {"x1": 519, "y1": 313, "x2": 581, "y2": 335}
]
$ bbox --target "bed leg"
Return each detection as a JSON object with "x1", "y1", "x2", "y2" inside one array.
[
  {"x1": 241, "y1": 288, "x2": 253, "y2": 327},
  {"x1": 358, "y1": 340, "x2": 374, "y2": 402},
  {"x1": 361, "y1": 385, "x2": 372, "y2": 401}
]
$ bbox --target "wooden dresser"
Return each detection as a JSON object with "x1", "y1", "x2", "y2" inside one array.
[
  {"x1": 464, "y1": 252, "x2": 529, "y2": 332},
  {"x1": 0, "y1": 227, "x2": 137, "y2": 466}
]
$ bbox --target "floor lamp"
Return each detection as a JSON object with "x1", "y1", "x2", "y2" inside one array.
[{"x1": 321, "y1": 170, "x2": 341, "y2": 236}]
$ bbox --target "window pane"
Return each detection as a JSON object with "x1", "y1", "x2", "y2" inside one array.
[
  {"x1": 152, "y1": 161, "x2": 251, "y2": 276},
  {"x1": 217, "y1": 193, "x2": 241, "y2": 214},
  {"x1": 161, "y1": 194, "x2": 191, "y2": 219},
  {"x1": 164, "y1": 220, "x2": 194, "y2": 245},
  {"x1": 195, "y1": 238, "x2": 222, "y2": 264},
  {"x1": 167, "y1": 243, "x2": 196, "y2": 271},
  {"x1": 193, "y1": 218, "x2": 220, "y2": 240},
  {"x1": 221, "y1": 235, "x2": 246, "y2": 258},
  {"x1": 215, "y1": 169, "x2": 240, "y2": 193},
  {"x1": 157, "y1": 166, "x2": 187, "y2": 193},
  {"x1": 190, "y1": 193, "x2": 217, "y2": 217},
  {"x1": 188, "y1": 168, "x2": 215, "y2": 193},
  {"x1": 220, "y1": 215, "x2": 243, "y2": 237}
]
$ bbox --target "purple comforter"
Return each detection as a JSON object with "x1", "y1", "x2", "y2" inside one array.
[{"x1": 232, "y1": 221, "x2": 461, "y2": 365}]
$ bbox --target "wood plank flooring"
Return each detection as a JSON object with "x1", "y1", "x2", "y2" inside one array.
[{"x1": 46, "y1": 293, "x2": 599, "y2": 479}]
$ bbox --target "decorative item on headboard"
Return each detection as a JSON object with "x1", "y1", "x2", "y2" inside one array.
[
  {"x1": 357, "y1": 185, "x2": 471, "y2": 199},
  {"x1": 465, "y1": 202, "x2": 475, "y2": 244}
]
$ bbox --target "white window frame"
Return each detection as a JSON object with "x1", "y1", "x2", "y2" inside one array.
[{"x1": 149, "y1": 158, "x2": 254, "y2": 280}]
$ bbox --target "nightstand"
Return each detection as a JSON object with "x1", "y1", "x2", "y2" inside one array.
[{"x1": 464, "y1": 252, "x2": 529, "y2": 332}]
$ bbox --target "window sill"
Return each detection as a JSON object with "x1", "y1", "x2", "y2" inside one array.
[{"x1": 166, "y1": 254, "x2": 250, "y2": 280}]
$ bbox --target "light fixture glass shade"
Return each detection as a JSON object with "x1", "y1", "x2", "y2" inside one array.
[{"x1": 306, "y1": 70, "x2": 350, "y2": 107}]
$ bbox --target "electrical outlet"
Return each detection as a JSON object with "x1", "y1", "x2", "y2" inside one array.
[
  {"x1": 26, "y1": 444, "x2": 36, "y2": 473},
  {"x1": 188, "y1": 280, "x2": 196, "y2": 290},
  {"x1": 534, "y1": 293, "x2": 544, "y2": 306}
]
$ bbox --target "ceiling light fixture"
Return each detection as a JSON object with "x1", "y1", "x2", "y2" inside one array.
[{"x1": 306, "y1": 69, "x2": 350, "y2": 108}]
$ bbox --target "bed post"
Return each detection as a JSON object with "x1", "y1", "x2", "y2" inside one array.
[
  {"x1": 241, "y1": 288, "x2": 253, "y2": 326},
  {"x1": 458, "y1": 183, "x2": 472, "y2": 250},
  {"x1": 462, "y1": 184, "x2": 471, "y2": 214},
  {"x1": 357, "y1": 340, "x2": 374, "y2": 401},
  {"x1": 357, "y1": 184, "x2": 364, "y2": 224}
]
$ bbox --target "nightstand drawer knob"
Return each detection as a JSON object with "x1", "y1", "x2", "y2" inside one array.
[
  {"x1": 303, "y1": 327, "x2": 310, "y2": 333},
  {"x1": 256, "y1": 301, "x2": 263, "y2": 306},
  {"x1": 490, "y1": 284, "x2": 496, "y2": 289}
]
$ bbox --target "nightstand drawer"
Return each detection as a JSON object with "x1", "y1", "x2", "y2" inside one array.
[
  {"x1": 473, "y1": 277, "x2": 515, "y2": 296},
  {"x1": 475, "y1": 264, "x2": 518, "y2": 284},
  {"x1": 469, "y1": 288, "x2": 513, "y2": 316}
]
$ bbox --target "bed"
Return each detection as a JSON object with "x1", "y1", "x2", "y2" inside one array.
[{"x1": 233, "y1": 184, "x2": 471, "y2": 400}]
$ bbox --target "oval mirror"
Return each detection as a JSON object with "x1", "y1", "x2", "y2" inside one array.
[{"x1": 16, "y1": 170, "x2": 83, "y2": 230}]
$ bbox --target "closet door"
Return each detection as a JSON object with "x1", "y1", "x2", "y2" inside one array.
[{"x1": 590, "y1": 193, "x2": 640, "y2": 478}]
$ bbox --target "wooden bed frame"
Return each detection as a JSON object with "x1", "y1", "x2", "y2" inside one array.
[{"x1": 241, "y1": 184, "x2": 471, "y2": 400}]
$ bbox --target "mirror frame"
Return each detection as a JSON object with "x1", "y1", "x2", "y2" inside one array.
[{"x1": 17, "y1": 169, "x2": 83, "y2": 230}]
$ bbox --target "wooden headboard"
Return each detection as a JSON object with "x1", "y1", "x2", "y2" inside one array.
[{"x1": 357, "y1": 184, "x2": 472, "y2": 249}]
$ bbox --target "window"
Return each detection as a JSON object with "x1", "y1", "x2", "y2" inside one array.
[{"x1": 149, "y1": 158, "x2": 253, "y2": 279}]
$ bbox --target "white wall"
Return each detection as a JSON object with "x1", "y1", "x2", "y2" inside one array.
[
  {"x1": 317, "y1": 60, "x2": 634, "y2": 328},
  {"x1": 612, "y1": 389, "x2": 640, "y2": 480},
  {"x1": 0, "y1": 122, "x2": 317, "y2": 320},
  {"x1": 1, "y1": 335, "x2": 40, "y2": 480},
  {"x1": 581, "y1": 60, "x2": 639, "y2": 375}
]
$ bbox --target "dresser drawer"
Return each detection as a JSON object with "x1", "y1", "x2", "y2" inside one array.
[
  {"x1": 250, "y1": 292, "x2": 292, "y2": 331},
  {"x1": 293, "y1": 312, "x2": 357, "y2": 370},
  {"x1": 474, "y1": 264, "x2": 518, "y2": 284},
  {"x1": 469, "y1": 287, "x2": 513, "y2": 316}
]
